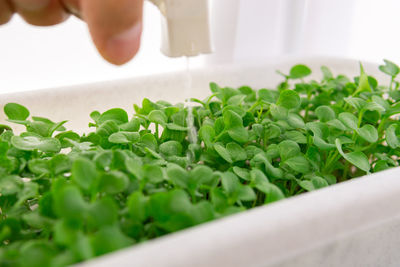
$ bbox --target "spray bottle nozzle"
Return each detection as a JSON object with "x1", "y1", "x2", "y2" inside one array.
[{"x1": 148, "y1": 0, "x2": 213, "y2": 57}]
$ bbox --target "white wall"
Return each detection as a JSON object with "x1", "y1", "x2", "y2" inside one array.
[{"x1": 211, "y1": 0, "x2": 400, "y2": 64}]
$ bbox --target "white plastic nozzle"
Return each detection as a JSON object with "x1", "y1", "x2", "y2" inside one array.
[{"x1": 148, "y1": 0, "x2": 212, "y2": 57}]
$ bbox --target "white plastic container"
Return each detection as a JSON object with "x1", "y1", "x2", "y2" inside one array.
[{"x1": 1, "y1": 57, "x2": 398, "y2": 267}]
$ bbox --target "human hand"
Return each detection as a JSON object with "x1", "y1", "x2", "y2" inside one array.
[{"x1": 0, "y1": 0, "x2": 144, "y2": 65}]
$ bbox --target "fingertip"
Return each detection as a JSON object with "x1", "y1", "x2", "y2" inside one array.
[
  {"x1": 99, "y1": 22, "x2": 142, "y2": 65},
  {"x1": 82, "y1": 0, "x2": 144, "y2": 65}
]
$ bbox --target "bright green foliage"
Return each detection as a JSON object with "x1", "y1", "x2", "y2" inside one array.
[{"x1": 1, "y1": 60, "x2": 400, "y2": 266}]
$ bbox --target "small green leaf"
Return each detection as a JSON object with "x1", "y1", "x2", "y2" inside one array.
[
  {"x1": 371, "y1": 96, "x2": 390, "y2": 110},
  {"x1": 335, "y1": 139, "x2": 370, "y2": 172},
  {"x1": 55, "y1": 131, "x2": 80, "y2": 148},
  {"x1": 313, "y1": 135, "x2": 335, "y2": 150},
  {"x1": 264, "y1": 124, "x2": 281, "y2": 140},
  {"x1": 252, "y1": 153, "x2": 283, "y2": 179},
  {"x1": 298, "y1": 176, "x2": 328, "y2": 191},
  {"x1": 227, "y1": 95, "x2": 246, "y2": 106},
  {"x1": 226, "y1": 142, "x2": 247, "y2": 162},
  {"x1": 4, "y1": 103, "x2": 30, "y2": 120},
  {"x1": 28, "y1": 159, "x2": 50, "y2": 175},
  {"x1": 374, "y1": 160, "x2": 390, "y2": 172},
  {"x1": 11, "y1": 135, "x2": 61, "y2": 153},
  {"x1": 386, "y1": 124, "x2": 400, "y2": 149},
  {"x1": 252, "y1": 124, "x2": 264, "y2": 138},
  {"x1": 98, "y1": 171, "x2": 129, "y2": 194},
  {"x1": 189, "y1": 201, "x2": 215, "y2": 224},
  {"x1": 284, "y1": 131, "x2": 307, "y2": 144},
  {"x1": 379, "y1": 59, "x2": 400, "y2": 77},
  {"x1": 364, "y1": 102, "x2": 385, "y2": 113},
  {"x1": 232, "y1": 166, "x2": 250, "y2": 181},
  {"x1": 119, "y1": 118, "x2": 140, "y2": 132},
  {"x1": 159, "y1": 141, "x2": 182, "y2": 156},
  {"x1": 338, "y1": 112, "x2": 358, "y2": 130},
  {"x1": 98, "y1": 108, "x2": 128, "y2": 125},
  {"x1": 356, "y1": 124, "x2": 378, "y2": 143},
  {"x1": 254, "y1": 178, "x2": 284, "y2": 203},
  {"x1": 166, "y1": 163, "x2": 189, "y2": 188},
  {"x1": 127, "y1": 191, "x2": 149, "y2": 222},
  {"x1": 287, "y1": 113, "x2": 305, "y2": 128},
  {"x1": 227, "y1": 127, "x2": 249, "y2": 143},
  {"x1": 283, "y1": 155, "x2": 310, "y2": 173},
  {"x1": 321, "y1": 66, "x2": 333, "y2": 80},
  {"x1": 237, "y1": 186, "x2": 256, "y2": 202},
  {"x1": 344, "y1": 97, "x2": 366, "y2": 111},
  {"x1": 88, "y1": 197, "x2": 118, "y2": 228},
  {"x1": 72, "y1": 157, "x2": 98, "y2": 191},
  {"x1": 199, "y1": 125, "x2": 215, "y2": 148},
  {"x1": 96, "y1": 120, "x2": 119, "y2": 137},
  {"x1": 53, "y1": 185, "x2": 87, "y2": 219},
  {"x1": 258, "y1": 89, "x2": 279, "y2": 103},
  {"x1": 270, "y1": 104, "x2": 288, "y2": 120},
  {"x1": 125, "y1": 157, "x2": 143, "y2": 179},
  {"x1": 223, "y1": 110, "x2": 243, "y2": 129},
  {"x1": 315, "y1": 106, "x2": 336, "y2": 122},
  {"x1": 140, "y1": 133, "x2": 158, "y2": 150},
  {"x1": 148, "y1": 110, "x2": 168, "y2": 125},
  {"x1": 19, "y1": 241, "x2": 57, "y2": 267},
  {"x1": 214, "y1": 143, "x2": 233, "y2": 163},
  {"x1": 323, "y1": 174, "x2": 337, "y2": 185},
  {"x1": 289, "y1": 64, "x2": 312, "y2": 79},
  {"x1": 354, "y1": 63, "x2": 371, "y2": 95},
  {"x1": 221, "y1": 172, "x2": 240, "y2": 197},
  {"x1": 190, "y1": 165, "x2": 214, "y2": 185},
  {"x1": 250, "y1": 169, "x2": 269, "y2": 184},
  {"x1": 90, "y1": 111, "x2": 101, "y2": 123},
  {"x1": 326, "y1": 119, "x2": 347, "y2": 131},
  {"x1": 278, "y1": 140, "x2": 300, "y2": 161},
  {"x1": 0, "y1": 175, "x2": 22, "y2": 196},
  {"x1": 108, "y1": 131, "x2": 140, "y2": 144},
  {"x1": 209, "y1": 82, "x2": 221, "y2": 93},
  {"x1": 166, "y1": 123, "x2": 187, "y2": 131},
  {"x1": 277, "y1": 90, "x2": 301, "y2": 110},
  {"x1": 143, "y1": 164, "x2": 164, "y2": 184},
  {"x1": 90, "y1": 225, "x2": 133, "y2": 256}
]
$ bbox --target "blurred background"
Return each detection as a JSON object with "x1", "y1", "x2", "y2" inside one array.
[{"x1": 0, "y1": 0, "x2": 399, "y2": 93}]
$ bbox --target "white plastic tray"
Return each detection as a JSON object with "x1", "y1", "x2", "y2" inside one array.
[{"x1": 1, "y1": 57, "x2": 398, "y2": 267}]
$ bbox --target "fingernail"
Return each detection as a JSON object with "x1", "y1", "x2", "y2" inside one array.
[
  {"x1": 14, "y1": 0, "x2": 50, "y2": 11},
  {"x1": 105, "y1": 22, "x2": 142, "y2": 65}
]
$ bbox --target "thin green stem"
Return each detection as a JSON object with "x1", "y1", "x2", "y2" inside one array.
[
  {"x1": 357, "y1": 110, "x2": 364, "y2": 128},
  {"x1": 390, "y1": 77, "x2": 394, "y2": 91},
  {"x1": 247, "y1": 101, "x2": 260, "y2": 113},
  {"x1": 324, "y1": 150, "x2": 340, "y2": 172},
  {"x1": 377, "y1": 117, "x2": 388, "y2": 134},
  {"x1": 342, "y1": 161, "x2": 350, "y2": 181},
  {"x1": 155, "y1": 123, "x2": 159, "y2": 139},
  {"x1": 257, "y1": 107, "x2": 264, "y2": 123}
]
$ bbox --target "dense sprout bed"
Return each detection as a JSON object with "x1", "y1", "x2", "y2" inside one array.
[{"x1": 1, "y1": 61, "x2": 400, "y2": 266}]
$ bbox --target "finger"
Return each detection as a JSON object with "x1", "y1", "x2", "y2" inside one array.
[
  {"x1": 81, "y1": 0, "x2": 144, "y2": 65},
  {"x1": 0, "y1": 0, "x2": 14, "y2": 24},
  {"x1": 12, "y1": 0, "x2": 69, "y2": 26}
]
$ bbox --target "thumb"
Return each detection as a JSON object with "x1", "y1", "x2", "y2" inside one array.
[{"x1": 81, "y1": 0, "x2": 144, "y2": 65}]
